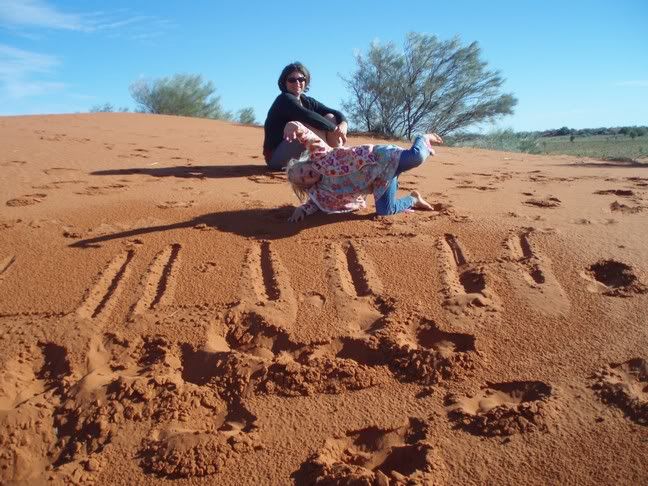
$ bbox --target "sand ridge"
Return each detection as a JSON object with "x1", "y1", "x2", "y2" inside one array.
[{"x1": 0, "y1": 113, "x2": 647, "y2": 484}]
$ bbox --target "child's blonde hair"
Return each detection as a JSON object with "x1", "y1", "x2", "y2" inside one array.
[{"x1": 285, "y1": 158, "x2": 313, "y2": 203}]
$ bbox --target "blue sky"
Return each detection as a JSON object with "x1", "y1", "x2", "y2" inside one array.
[{"x1": 1, "y1": 0, "x2": 646, "y2": 132}]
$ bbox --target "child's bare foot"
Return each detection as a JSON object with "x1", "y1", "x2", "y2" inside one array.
[{"x1": 411, "y1": 191, "x2": 434, "y2": 210}]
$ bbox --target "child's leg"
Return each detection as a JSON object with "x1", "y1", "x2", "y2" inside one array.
[
  {"x1": 375, "y1": 176, "x2": 417, "y2": 215},
  {"x1": 395, "y1": 135, "x2": 432, "y2": 176}
]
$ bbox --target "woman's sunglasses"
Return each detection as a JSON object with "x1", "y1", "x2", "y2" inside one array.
[{"x1": 287, "y1": 76, "x2": 306, "y2": 84}]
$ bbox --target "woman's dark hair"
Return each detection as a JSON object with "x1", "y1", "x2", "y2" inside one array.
[{"x1": 278, "y1": 62, "x2": 310, "y2": 94}]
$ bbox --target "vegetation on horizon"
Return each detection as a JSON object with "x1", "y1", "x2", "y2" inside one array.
[{"x1": 446, "y1": 127, "x2": 648, "y2": 161}]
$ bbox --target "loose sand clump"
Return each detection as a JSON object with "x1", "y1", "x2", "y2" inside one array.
[
  {"x1": 297, "y1": 419, "x2": 448, "y2": 485},
  {"x1": 140, "y1": 429, "x2": 258, "y2": 479},
  {"x1": 446, "y1": 381, "x2": 555, "y2": 436},
  {"x1": 381, "y1": 317, "x2": 478, "y2": 385},
  {"x1": 591, "y1": 358, "x2": 648, "y2": 425},
  {"x1": 258, "y1": 354, "x2": 387, "y2": 396}
]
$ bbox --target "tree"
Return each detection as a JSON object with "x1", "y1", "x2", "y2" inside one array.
[
  {"x1": 89, "y1": 103, "x2": 129, "y2": 113},
  {"x1": 90, "y1": 102, "x2": 114, "y2": 112},
  {"x1": 237, "y1": 107, "x2": 256, "y2": 124},
  {"x1": 342, "y1": 33, "x2": 517, "y2": 138},
  {"x1": 129, "y1": 74, "x2": 227, "y2": 119}
]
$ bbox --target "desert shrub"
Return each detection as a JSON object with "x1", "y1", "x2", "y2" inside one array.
[
  {"x1": 237, "y1": 107, "x2": 256, "y2": 124},
  {"x1": 90, "y1": 103, "x2": 114, "y2": 112},
  {"x1": 129, "y1": 74, "x2": 227, "y2": 119},
  {"x1": 452, "y1": 129, "x2": 541, "y2": 154}
]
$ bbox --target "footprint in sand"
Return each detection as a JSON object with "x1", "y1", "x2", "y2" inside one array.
[
  {"x1": 437, "y1": 233, "x2": 500, "y2": 318},
  {"x1": 156, "y1": 200, "x2": 195, "y2": 209},
  {"x1": 504, "y1": 228, "x2": 570, "y2": 315},
  {"x1": 381, "y1": 315, "x2": 478, "y2": 385},
  {"x1": 247, "y1": 173, "x2": 286, "y2": 184},
  {"x1": 74, "y1": 243, "x2": 182, "y2": 321},
  {"x1": 455, "y1": 184, "x2": 498, "y2": 191},
  {"x1": 0, "y1": 341, "x2": 69, "y2": 413},
  {"x1": 446, "y1": 381, "x2": 555, "y2": 436},
  {"x1": 43, "y1": 167, "x2": 79, "y2": 176},
  {"x1": 594, "y1": 189, "x2": 635, "y2": 197},
  {"x1": 235, "y1": 240, "x2": 298, "y2": 327},
  {"x1": 626, "y1": 176, "x2": 648, "y2": 187},
  {"x1": 0, "y1": 339, "x2": 72, "y2": 483},
  {"x1": 139, "y1": 425, "x2": 258, "y2": 479},
  {"x1": 0, "y1": 160, "x2": 27, "y2": 167},
  {"x1": 33, "y1": 180, "x2": 86, "y2": 191},
  {"x1": 609, "y1": 201, "x2": 644, "y2": 214},
  {"x1": 0, "y1": 255, "x2": 16, "y2": 281},
  {"x1": 294, "y1": 418, "x2": 448, "y2": 485},
  {"x1": 39, "y1": 133, "x2": 66, "y2": 142},
  {"x1": 6, "y1": 193, "x2": 47, "y2": 206},
  {"x1": 590, "y1": 358, "x2": 647, "y2": 425},
  {"x1": 580, "y1": 259, "x2": 647, "y2": 296},
  {"x1": 323, "y1": 241, "x2": 388, "y2": 337},
  {"x1": 208, "y1": 308, "x2": 389, "y2": 397},
  {"x1": 75, "y1": 184, "x2": 128, "y2": 196},
  {"x1": 523, "y1": 196, "x2": 561, "y2": 208}
]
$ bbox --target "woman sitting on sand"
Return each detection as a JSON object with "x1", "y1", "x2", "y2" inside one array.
[
  {"x1": 284, "y1": 121, "x2": 443, "y2": 222},
  {"x1": 263, "y1": 62, "x2": 348, "y2": 170}
]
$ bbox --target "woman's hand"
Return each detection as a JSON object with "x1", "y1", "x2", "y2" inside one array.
[
  {"x1": 288, "y1": 206, "x2": 306, "y2": 222},
  {"x1": 283, "y1": 121, "x2": 301, "y2": 142},
  {"x1": 334, "y1": 121, "x2": 348, "y2": 146}
]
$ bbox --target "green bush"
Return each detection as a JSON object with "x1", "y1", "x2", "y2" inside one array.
[
  {"x1": 129, "y1": 74, "x2": 227, "y2": 119},
  {"x1": 452, "y1": 129, "x2": 541, "y2": 154},
  {"x1": 237, "y1": 107, "x2": 256, "y2": 124},
  {"x1": 90, "y1": 103, "x2": 114, "y2": 112}
]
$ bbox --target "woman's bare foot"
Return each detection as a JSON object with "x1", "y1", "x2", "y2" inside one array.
[{"x1": 411, "y1": 191, "x2": 434, "y2": 210}]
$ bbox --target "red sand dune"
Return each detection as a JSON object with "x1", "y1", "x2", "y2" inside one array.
[{"x1": 0, "y1": 113, "x2": 646, "y2": 484}]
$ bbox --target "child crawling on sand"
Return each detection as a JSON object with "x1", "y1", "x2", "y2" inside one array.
[{"x1": 284, "y1": 121, "x2": 443, "y2": 222}]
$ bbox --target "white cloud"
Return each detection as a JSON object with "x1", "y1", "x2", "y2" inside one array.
[
  {"x1": 0, "y1": 2, "x2": 174, "y2": 103},
  {"x1": 0, "y1": 0, "x2": 172, "y2": 37},
  {"x1": 616, "y1": 80, "x2": 648, "y2": 87},
  {"x1": 0, "y1": 44, "x2": 65, "y2": 98},
  {"x1": 0, "y1": 0, "x2": 87, "y2": 31}
]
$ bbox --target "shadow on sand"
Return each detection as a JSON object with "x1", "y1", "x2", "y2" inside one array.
[
  {"x1": 69, "y1": 206, "x2": 374, "y2": 248},
  {"x1": 558, "y1": 159, "x2": 648, "y2": 169},
  {"x1": 91, "y1": 163, "x2": 281, "y2": 180}
]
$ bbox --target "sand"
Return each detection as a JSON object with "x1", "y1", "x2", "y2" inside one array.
[{"x1": 0, "y1": 112, "x2": 646, "y2": 485}]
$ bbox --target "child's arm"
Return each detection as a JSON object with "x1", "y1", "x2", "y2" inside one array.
[
  {"x1": 288, "y1": 199, "x2": 319, "y2": 222},
  {"x1": 283, "y1": 121, "x2": 330, "y2": 160}
]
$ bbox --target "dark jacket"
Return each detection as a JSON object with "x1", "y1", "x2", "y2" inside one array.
[{"x1": 263, "y1": 92, "x2": 346, "y2": 152}]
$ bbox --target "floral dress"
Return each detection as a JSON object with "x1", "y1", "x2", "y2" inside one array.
[{"x1": 291, "y1": 122, "x2": 403, "y2": 214}]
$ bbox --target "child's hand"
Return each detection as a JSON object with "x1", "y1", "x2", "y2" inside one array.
[
  {"x1": 284, "y1": 122, "x2": 301, "y2": 142},
  {"x1": 426, "y1": 133, "x2": 444, "y2": 145},
  {"x1": 288, "y1": 206, "x2": 306, "y2": 222}
]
